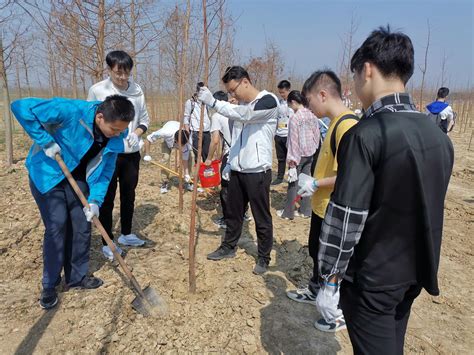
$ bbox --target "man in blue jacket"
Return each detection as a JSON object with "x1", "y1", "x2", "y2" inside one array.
[{"x1": 11, "y1": 95, "x2": 134, "y2": 310}]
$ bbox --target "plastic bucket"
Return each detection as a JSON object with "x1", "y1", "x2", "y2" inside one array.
[{"x1": 198, "y1": 160, "x2": 221, "y2": 188}]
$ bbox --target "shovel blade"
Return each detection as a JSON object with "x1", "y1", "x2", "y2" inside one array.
[{"x1": 131, "y1": 286, "x2": 168, "y2": 317}]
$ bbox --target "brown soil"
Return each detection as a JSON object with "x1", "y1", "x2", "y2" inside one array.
[{"x1": 0, "y1": 131, "x2": 472, "y2": 354}]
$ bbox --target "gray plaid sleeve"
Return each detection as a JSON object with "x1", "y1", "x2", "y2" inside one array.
[{"x1": 318, "y1": 200, "x2": 368, "y2": 283}]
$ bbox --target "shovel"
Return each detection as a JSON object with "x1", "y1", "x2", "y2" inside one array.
[
  {"x1": 55, "y1": 154, "x2": 167, "y2": 317},
  {"x1": 147, "y1": 159, "x2": 198, "y2": 185}
]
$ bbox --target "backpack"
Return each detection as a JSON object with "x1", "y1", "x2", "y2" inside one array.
[{"x1": 330, "y1": 114, "x2": 359, "y2": 156}]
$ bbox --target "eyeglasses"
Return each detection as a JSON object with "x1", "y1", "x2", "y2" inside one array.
[
  {"x1": 227, "y1": 80, "x2": 243, "y2": 97},
  {"x1": 110, "y1": 69, "x2": 131, "y2": 79}
]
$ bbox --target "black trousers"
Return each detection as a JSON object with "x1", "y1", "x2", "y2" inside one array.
[
  {"x1": 220, "y1": 153, "x2": 230, "y2": 219},
  {"x1": 222, "y1": 170, "x2": 273, "y2": 262},
  {"x1": 340, "y1": 280, "x2": 422, "y2": 355},
  {"x1": 308, "y1": 212, "x2": 323, "y2": 293},
  {"x1": 99, "y1": 152, "x2": 140, "y2": 244},
  {"x1": 192, "y1": 131, "x2": 211, "y2": 164},
  {"x1": 274, "y1": 135, "x2": 287, "y2": 180},
  {"x1": 311, "y1": 143, "x2": 321, "y2": 176}
]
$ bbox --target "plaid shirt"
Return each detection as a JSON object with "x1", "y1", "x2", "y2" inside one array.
[
  {"x1": 286, "y1": 107, "x2": 320, "y2": 166},
  {"x1": 318, "y1": 93, "x2": 418, "y2": 285}
]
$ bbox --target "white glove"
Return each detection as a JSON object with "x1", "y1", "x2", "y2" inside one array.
[
  {"x1": 184, "y1": 174, "x2": 191, "y2": 183},
  {"x1": 83, "y1": 204, "x2": 100, "y2": 222},
  {"x1": 297, "y1": 173, "x2": 318, "y2": 197},
  {"x1": 316, "y1": 284, "x2": 342, "y2": 322},
  {"x1": 221, "y1": 164, "x2": 231, "y2": 181},
  {"x1": 143, "y1": 155, "x2": 152, "y2": 162},
  {"x1": 198, "y1": 86, "x2": 216, "y2": 107},
  {"x1": 43, "y1": 142, "x2": 61, "y2": 159},
  {"x1": 127, "y1": 132, "x2": 139, "y2": 148},
  {"x1": 288, "y1": 167, "x2": 298, "y2": 183}
]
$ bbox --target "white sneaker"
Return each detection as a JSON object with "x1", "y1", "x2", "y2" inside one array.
[
  {"x1": 102, "y1": 244, "x2": 123, "y2": 261},
  {"x1": 118, "y1": 234, "x2": 145, "y2": 247},
  {"x1": 160, "y1": 182, "x2": 169, "y2": 194},
  {"x1": 143, "y1": 155, "x2": 152, "y2": 162},
  {"x1": 244, "y1": 211, "x2": 253, "y2": 222},
  {"x1": 314, "y1": 316, "x2": 347, "y2": 333}
]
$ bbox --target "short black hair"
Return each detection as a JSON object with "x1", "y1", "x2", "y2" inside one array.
[
  {"x1": 287, "y1": 90, "x2": 307, "y2": 107},
  {"x1": 213, "y1": 90, "x2": 228, "y2": 102},
  {"x1": 277, "y1": 80, "x2": 291, "y2": 90},
  {"x1": 174, "y1": 129, "x2": 190, "y2": 145},
  {"x1": 106, "y1": 50, "x2": 134, "y2": 71},
  {"x1": 96, "y1": 95, "x2": 135, "y2": 122},
  {"x1": 302, "y1": 70, "x2": 342, "y2": 99},
  {"x1": 222, "y1": 66, "x2": 250, "y2": 84},
  {"x1": 350, "y1": 25, "x2": 414, "y2": 84},
  {"x1": 437, "y1": 87, "x2": 450, "y2": 99}
]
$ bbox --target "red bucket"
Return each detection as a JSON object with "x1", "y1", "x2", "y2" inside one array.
[{"x1": 198, "y1": 160, "x2": 221, "y2": 188}]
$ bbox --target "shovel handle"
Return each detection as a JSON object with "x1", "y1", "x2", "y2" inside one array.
[
  {"x1": 147, "y1": 160, "x2": 197, "y2": 185},
  {"x1": 54, "y1": 154, "x2": 148, "y2": 300}
]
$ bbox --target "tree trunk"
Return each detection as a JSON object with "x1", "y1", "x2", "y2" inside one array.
[{"x1": 0, "y1": 34, "x2": 13, "y2": 166}]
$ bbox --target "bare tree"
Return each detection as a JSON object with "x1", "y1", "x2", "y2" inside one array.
[{"x1": 418, "y1": 20, "x2": 431, "y2": 109}]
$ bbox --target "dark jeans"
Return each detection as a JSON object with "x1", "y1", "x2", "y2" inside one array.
[
  {"x1": 308, "y1": 213, "x2": 323, "y2": 293},
  {"x1": 30, "y1": 178, "x2": 91, "y2": 289},
  {"x1": 192, "y1": 131, "x2": 211, "y2": 164},
  {"x1": 222, "y1": 170, "x2": 273, "y2": 262},
  {"x1": 281, "y1": 156, "x2": 313, "y2": 219},
  {"x1": 100, "y1": 152, "x2": 140, "y2": 244},
  {"x1": 340, "y1": 280, "x2": 422, "y2": 355},
  {"x1": 274, "y1": 135, "x2": 287, "y2": 180}
]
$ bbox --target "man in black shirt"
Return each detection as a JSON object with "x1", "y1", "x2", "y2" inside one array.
[{"x1": 315, "y1": 26, "x2": 454, "y2": 354}]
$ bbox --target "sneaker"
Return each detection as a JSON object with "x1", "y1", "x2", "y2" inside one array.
[
  {"x1": 207, "y1": 246, "x2": 236, "y2": 261},
  {"x1": 184, "y1": 182, "x2": 194, "y2": 192},
  {"x1": 294, "y1": 210, "x2": 310, "y2": 219},
  {"x1": 160, "y1": 182, "x2": 169, "y2": 194},
  {"x1": 102, "y1": 244, "x2": 123, "y2": 261},
  {"x1": 286, "y1": 285, "x2": 317, "y2": 304},
  {"x1": 243, "y1": 212, "x2": 253, "y2": 222},
  {"x1": 143, "y1": 155, "x2": 152, "y2": 162},
  {"x1": 271, "y1": 178, "x2": 283, "y2": 186},
  {"x1": 213, "y1": 217, "x2": 227, "y2": 229},
  {"x1": 253, "y1": 258, "x2": 269, "y2": 275},
  {"x1": 277, "y1": 209, "x2": 293, "y2": 220},
  {"x1": 197, "y1": 187, "x2": 205, "y2": 193},
  {"x1": 69, "y1": 276, "x2": 104, "y2": 290},
  {"x1": 314, "y1": 316, "x2": 347, "y2": 333},
  {"x1": 39, "y1": 288, "x2": 58, "y2": 309},
  {"x1": 118, "y1": 233, "x2": 145, "y2": 247}
]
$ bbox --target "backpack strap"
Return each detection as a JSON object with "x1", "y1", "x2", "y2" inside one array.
[{"x1": 330, "y1": 114, "x2": 359, "y2": 156}]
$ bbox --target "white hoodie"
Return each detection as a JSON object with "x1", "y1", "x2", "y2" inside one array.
[
  {"x1": 214, "y1": 90, "x2": 279, "y2": 173},
  {"x1": 87, "y1": 77, "x2": 150, "y2": 153}
]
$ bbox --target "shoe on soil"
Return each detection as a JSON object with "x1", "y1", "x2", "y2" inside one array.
[
  {"x1": 277, "y1": 209, "x2": 293, "y2": 220},
  {"x1": 314, "y1": 316, "x2": 347, "y2": 333},
  {"x1": 294, "y1": 210, "x2": 310, "y2": 219},
  {"x1": 69, "y1": 276, "x2": 104, "y2": 290},
  {"x1": 184, "y1": 182, "x2": 194, "y2": 192},
  {"x1": 286, "y1": 285, "x2": 318, "y2": 304},
  {"x1": 160, "y1": 182, "x2": 169, "y2": 194},
  {"x1": 271, "y1": 178, "x2": 283, "y2": 186},
  {"x1": 39, "y1": 288, "x2": 58, "y2": 310},
  {"x1": 244, "y1": 212, "x2": 253, "y2": 222},
  {"x1": 253, "y1": 258, "x2": 269, "y2": 275},
  {"x1": 102, "y1": 244, "x2": 123, "y2": 261},
  {"x1": 213, "y1": 217, "x2": 227, "y2": 229},
  {"x1": 143, "y1": 155, "x2": 152, "y2": 162},
  {"x1": 207, "y1": 246, "x2": 236, "y2": 261},
  {"x1": 118, "y1": 233, "x2": 145, "y2": 247}
]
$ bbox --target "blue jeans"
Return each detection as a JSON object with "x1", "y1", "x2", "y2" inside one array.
[{"x1": 30, "y1": 178, "x2": 91, "y2": 289}]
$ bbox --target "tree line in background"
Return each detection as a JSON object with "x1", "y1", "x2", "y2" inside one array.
[{"x1": 1, "y1": 0, "x2": 473, "y2": 166}]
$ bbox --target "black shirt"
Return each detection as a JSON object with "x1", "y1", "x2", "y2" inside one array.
[
  {"x1": 333, "y1": 97, "x2": 454, "y2": 295},
  {"x1": 72, "y1": 121, "x2": 109, "y2": 181}
]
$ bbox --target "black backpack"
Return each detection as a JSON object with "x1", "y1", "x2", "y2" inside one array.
[{"x1": 330, "y1": 114, "x2": 359, "y2": 156}]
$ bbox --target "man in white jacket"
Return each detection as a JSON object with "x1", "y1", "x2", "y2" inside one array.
[
  {"x1": 87, "y1": 50, "x2": 150, "y2": 260},
  {"x1": 198, "y1": 66, "x2": 279, "y2": 275}
]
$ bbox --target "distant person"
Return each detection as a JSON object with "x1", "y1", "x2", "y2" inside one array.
[
  {"x1": 287, "y1": 70, "x2": 358, "y2": 333},
  {"x1": 272, "y1": 80, "x2": 293, "y2": 185},
  {"x1": 88, "y1": 50, "x2": 150, "y2": 260},
  {"x1": 11, "y1": 95, "x2": 134, "y2": 309},
  {"x1": 314, "y1": 26, "x2": 453, "y2": 353},
  {"x1": 277, "y1": 90, "x2": 320, "y2": 220},
  {"x1": 184, "y1": 83, "x2": 211, "y2": 163},
  {"x1": 198, "y1": 66, "x2": 279, "y2": 275},
  {"x1": 143, "y1": 121, "x2": 193, "y2": 193},
  {"x1": 426, "y1": 87, "x2": 455, "y2": 133}
]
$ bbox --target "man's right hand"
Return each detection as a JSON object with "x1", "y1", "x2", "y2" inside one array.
[
  {"x1": 43, "y1": 142, "x2": 61, "y2": 159},
  {"x1": 221, "y1": 164, "x2": 231, "y2": 181}
]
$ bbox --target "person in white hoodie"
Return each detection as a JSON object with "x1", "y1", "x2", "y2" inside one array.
[
  {"x1": 198, "y1": 66, "x2": 279, "y2": 275},
  {"x1": 87, "y1": 50, "x2": 150, "y2": 260}
]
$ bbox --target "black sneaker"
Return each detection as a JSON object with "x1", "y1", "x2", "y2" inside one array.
[
  {"x1": 207, "y1": 246, "x2": 236, "y2": 260},
  {"x1": 271, "y1": 178, "x2": 283, "y2": 186},
  {"x1": 253, "y1": 258, "x2": 269, "y2": 275},
  {"x1": 69, "y1": 276, "x2": 104, "y2": 290},
  {"x1": 39, "y1": 288, "x2": 58, "y2": 310}
]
